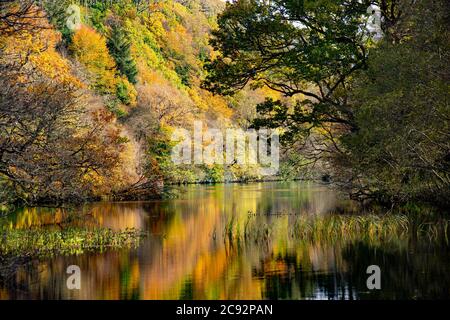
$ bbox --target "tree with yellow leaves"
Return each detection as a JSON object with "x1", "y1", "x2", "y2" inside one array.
[
  {"x1": 70, "y1": 25, "x2": 118, "y2": 94},
  {"x1": 0, "y1": 13, "x2": 129, "y2": 204}
]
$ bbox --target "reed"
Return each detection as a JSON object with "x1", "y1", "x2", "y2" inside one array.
[
  {"x1": 290, "y1": 215, "x2": 409, "y2": 242},
  {"x1": 0, "y1": 227, "x2": 145, "y2": 257},
  {"x1": 223, "y1": 213, "x2": 450, "y2": 244}
]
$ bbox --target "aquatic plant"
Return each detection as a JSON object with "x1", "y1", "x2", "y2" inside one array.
[
  {"x1": 0, "y1": 227, "x2": 145, "y2": 257},
  {"x1": 223, "y1": 213, "x2": 450, "y2": 244},
  {"x1": 290, "y1": 215, "x2": 409, "y2": 242}
]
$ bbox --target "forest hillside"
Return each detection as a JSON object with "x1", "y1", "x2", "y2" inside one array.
[{"x1": 1, "y1": 0, "x2": 283, "y2": 207}]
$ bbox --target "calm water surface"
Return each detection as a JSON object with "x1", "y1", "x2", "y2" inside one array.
[{"x1": 1, "y1": 182, "x2": 450, "y2": 299}]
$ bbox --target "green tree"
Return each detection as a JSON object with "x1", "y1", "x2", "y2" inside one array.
[
  {"x1": 107, "y1": 25, "x2": 138, "y2": 84},
  {"x1": 340, "y1": 0, "x2": 450, "y2": 206},
  {"x1": 203, "y1": 0, "x2": 374, "y2": 141},
  {"x1": 204, "y1": 0, "x2": 449, "y2": 207}
]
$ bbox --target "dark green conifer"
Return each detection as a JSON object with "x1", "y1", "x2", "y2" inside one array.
[{"x1": 107, "y1": 25, "x2": 138, "y2": 84}]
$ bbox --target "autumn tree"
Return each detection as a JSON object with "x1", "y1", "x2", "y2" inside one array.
[
  {"x1": 0, "y1": 14, "x2": 126, "y2": 204},
  {"x1": 70, "y1": 25, "x2": 137, "y2": 107},
  {"x1": 0, "y1": 0, "x2": 46, "y2": 36},
  {"x1": 123, "y1": 80, "x2": 197, "y2": 188},
  {"x1": 70, "y1": 25, "x2": 118, "y2": 94}
]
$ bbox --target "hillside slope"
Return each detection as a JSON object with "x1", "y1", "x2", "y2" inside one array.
[{"x1": 0, "y1": 0, "x2": 275, "y2": 205}]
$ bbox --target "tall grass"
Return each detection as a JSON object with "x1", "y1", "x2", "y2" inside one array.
[
  {"x1": 0, "y1": 227, "x2": 145, "y2": 257},
  {"x1": 223, "y1": 213, "x2": 450, "y2": 244},
  {"x1": 291, "y1": 215, "x2": 409, "y2": 242}
]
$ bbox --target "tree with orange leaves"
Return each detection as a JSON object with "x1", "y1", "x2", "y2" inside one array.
[{"x1": 0, "y1": 11, "x2": 127, "y2": 204}]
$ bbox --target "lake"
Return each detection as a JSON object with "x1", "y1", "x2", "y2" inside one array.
[{"x1": 1, "y1": 182, "x2": 449, "y2": 299}]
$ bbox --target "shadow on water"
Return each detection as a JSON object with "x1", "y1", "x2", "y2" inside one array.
[{"x1": 1, "y1": 182, "x2": 449, "y2": 299}]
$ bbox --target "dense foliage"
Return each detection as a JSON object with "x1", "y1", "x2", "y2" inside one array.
[
  {"x1": 1, "y1": 0, "x2": 448, "y2": 209},
  {"x1": 341, "y1": 0, "x2": 450, "y2": 206},
  {"x1": 0, "y1": 0, "x2": 271, "y2": 207},
  {"x1": 205, "y1": 0, "x2": 449, "y2": 207}
]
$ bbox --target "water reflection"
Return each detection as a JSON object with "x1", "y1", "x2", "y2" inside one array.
[{"x1": 1, "y1": 182, "x2": 449, "y2": 299}]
